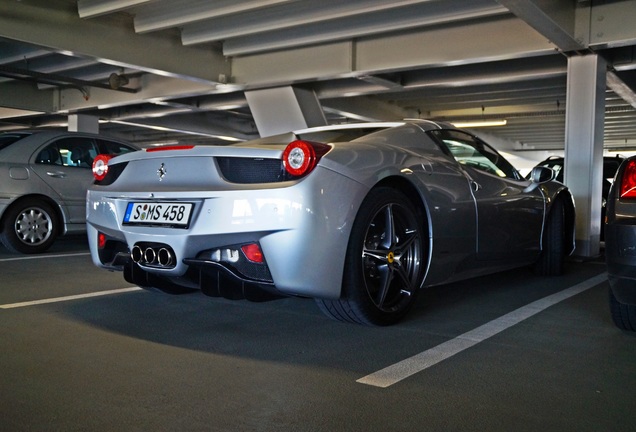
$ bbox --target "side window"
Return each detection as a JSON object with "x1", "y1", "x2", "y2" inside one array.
[
  {"x1": 35, "y1": 145, "x2": 62, "y2": 166},
  {"x1": 430, "y1": 130, "x2": 518, "y2": 179},
  {"x1": 98, "y1": 139, "x2": 136, "y2": 156},
  {"x1": 55, "y1": 137, "x2": 99, "y2": 168}
]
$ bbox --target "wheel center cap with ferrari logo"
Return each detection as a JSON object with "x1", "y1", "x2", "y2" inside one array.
[{"x1": 387, "y1": 251, "x2": 395, "y2": 264}]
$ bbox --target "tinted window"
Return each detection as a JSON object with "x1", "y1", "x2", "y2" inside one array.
[
  {"x1": 36, "y1": 137, "x2": 98, "y2": 168},
  {"x1": 0, "y1": 133, "x2": 31, "y2": 152},
  {"x1": 97, "y1": 139, "x2": 136, "y2": 155}
]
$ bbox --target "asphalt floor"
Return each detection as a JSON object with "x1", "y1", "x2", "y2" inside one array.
[{"x1": 1, "y1": 235, "x2": 634, "y2": 431}]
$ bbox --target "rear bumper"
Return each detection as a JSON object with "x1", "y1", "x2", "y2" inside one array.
[
  {"x1": 86, "y1": 167, "x2": 367, "y2": 299},
  {"x1": 605, "y1": 221, "x2": 636, "y2": 304}
]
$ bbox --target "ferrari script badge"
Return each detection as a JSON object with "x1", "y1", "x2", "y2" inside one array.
[{"x1": 157, "y1": 163, "x2": 167, "y2": 181}]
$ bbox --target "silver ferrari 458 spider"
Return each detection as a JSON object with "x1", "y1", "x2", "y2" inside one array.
[{"x1": 87, "y1": 120, "x2": 575, "y2": 325}]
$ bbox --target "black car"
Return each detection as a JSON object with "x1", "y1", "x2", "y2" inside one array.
[
  {"x1": 605, "y1": 156, "x2": 636, "y2": 331},
  {"x1": 531, "y1": 155, "x2": 624, "y2": 239}
]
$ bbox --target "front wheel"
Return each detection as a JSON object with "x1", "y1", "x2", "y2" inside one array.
[
  {"x1": 317, "y1": 188, "x2": 426, "y2": 325},
  {"x1": 0, "y1": 199, "x2": 59, "y2": 254}
]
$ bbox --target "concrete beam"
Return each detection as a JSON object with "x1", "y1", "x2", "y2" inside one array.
[
  {"x1": 245, "y1": 87, "x2": 327, "y2": 137},
  {"x1": 0, "y1": 1, "x2": 230, "y2": 84},
  {"x1": 322, "y1": 97, "x2": 413, "y2": 122},
  {"x1": 496, "y1": 0, "x2": 584, "y2": 52},
  {"x1": 232, "y1": 16, "x2": 557, "y2": 86}
]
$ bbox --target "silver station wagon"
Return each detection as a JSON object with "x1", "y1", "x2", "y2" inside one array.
[{"x1": 0, "y1": 130, "x2": 137, "y2": 254}]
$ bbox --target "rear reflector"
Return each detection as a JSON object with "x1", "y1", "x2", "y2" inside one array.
[
  {"x1": 241, "y1": 243, "x2": 264, "y2": 263},
  {"x1": 98, "y1": 232, "x2": 107, "y2": 249}
]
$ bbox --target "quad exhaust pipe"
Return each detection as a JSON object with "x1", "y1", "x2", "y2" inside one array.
[{"x1": 131, "y1": 244, "x2": 175, "y2": 268}]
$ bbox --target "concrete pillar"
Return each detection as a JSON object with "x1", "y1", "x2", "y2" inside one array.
[
  {"x1": 68, "y1": 114, "x2": 99, "y2": 134},
  {"x1": 245, "y1": 86, "x2": 327, "y2": 137},
  {"x1": 564, "y1": 54, "x2": 606, "y2": 257}
]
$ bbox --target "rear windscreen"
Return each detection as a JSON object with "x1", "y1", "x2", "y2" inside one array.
[
  {"x1": 0, "y1": 133, "x2": 31, "y2": 152},
  {"x1": 296, "y1": 128, "x2": 387, "y2": 143}
]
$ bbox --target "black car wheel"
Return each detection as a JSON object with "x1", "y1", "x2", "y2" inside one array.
[
  {"x1": 535, "y1": 197, "x2": 565, "y2": 276},
  {"x1": 0, "y1": 199, "x2": 58, "y2": 254},
  {"x1": 317, "y1": 188, "x2": 425, "y2": 325},
  {"x1": 609, "y1": 288, "x2": 636, "y2": 331}
]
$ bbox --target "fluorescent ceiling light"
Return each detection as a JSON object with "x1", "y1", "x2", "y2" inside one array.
[{"x1": 452, "y1": 119, "x2": 507, "y2": 128}]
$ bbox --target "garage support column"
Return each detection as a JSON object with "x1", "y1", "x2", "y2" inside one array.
[
  {"x1": 564, "y1": 54, "x2": 606, "y2": 257},
  {"x1": 245, "y1": 87, "x2": 327, "y2": 137},
  {"x1": 68, "y1": 114, "x2": 99, "y2": 134}
]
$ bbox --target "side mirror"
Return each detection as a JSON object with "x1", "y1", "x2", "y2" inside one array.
[
  {"x1": 524, "y1": 166, "x2": 555, "y2": 193},
  {"x1": 530, "y1": 166, "x2": 555, "y2": 184}
]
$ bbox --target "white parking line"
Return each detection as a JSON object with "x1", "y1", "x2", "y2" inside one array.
[
  {"x1": 0, "y1": 252, "x2": 90, "y2": 262},
  {"x1": 357, "y1": 273, "x2": 608, "y2": 388},
  {"x1": 0, "y1": 287, "x2": 142, "y2": 309}
]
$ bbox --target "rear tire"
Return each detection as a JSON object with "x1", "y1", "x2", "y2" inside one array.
[
  {"x1": 0, "y1": 198, "x2": 59, "y2": 254},
  {"x1": 609, "y1": 288, "x2": 636, "y2": 331},
  {"x1": 316, "y1": 188, "x2": 425, "y2": 326},
  {"x1": 535, "y1": 197, "x2": 565, "y2": 276}
]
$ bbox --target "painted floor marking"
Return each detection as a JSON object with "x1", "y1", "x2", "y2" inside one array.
[
  {"x1": 0, "y1": 252, "x2": 90, "y2": 262},
  {"x1": 357, "y1": 273, "x2": 608, "y2": 388},
  {"x1": 0, "y1": 287, "x2": 142, "y2": 309}
]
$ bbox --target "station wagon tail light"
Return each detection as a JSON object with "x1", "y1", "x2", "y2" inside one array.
[
  {"x1": 282, "y1": 140, "x2": 330, "y2": 177},
  {"x1": 620, "y1": 160, "x2": 636, "y2": 199},
  {"x1": 92, "y1": 154, "x2": 113, "y2": 181}
]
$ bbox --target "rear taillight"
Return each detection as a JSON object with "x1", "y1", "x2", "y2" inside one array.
[
  {"x1": 92, "y1": 154, "x2": 113, "y2": 181},
  {"x1": 620, "y1": 160, "x2": 636, "y2": 199},
  {"x1": 282, "y1": 140, "x2": 330, "y2": 177}
]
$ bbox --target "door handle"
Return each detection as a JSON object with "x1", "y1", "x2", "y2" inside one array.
[
  {"x1": 46, "y1": 171, "x2": 67, "y2": 178},
  {"x1": 471, "y1": 180, "x2": 481, "y2": 192}
]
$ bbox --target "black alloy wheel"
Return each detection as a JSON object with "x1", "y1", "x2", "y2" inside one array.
[{"x1": 317, "y1": 187, "x2": 425, "y2": 325}]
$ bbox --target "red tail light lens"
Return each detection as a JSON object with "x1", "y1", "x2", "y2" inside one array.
[
  {"x1": 241, "y1": 243, "x2": 264, "y2": 263},
  {"x1": 92, "y1": 154, "x2": 113, "y2": 181},
  {"x1": 621, "y1": 160, "x2": 636, "y2": 199},
  {"x1": 98, "y1": 232, "x2": 107, "y2": 249},
  {"x1": 282, "y1": 140, "x2": 330, "y2": 177}
]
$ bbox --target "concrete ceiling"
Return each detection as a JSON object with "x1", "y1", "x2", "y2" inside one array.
[{"x1": 2, "y1": 0, "x2": 636, "y2": 153}]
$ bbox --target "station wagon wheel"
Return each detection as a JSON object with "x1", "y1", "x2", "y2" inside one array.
[
  {"x1": 317, "y1": 187, "x2": 425, "y2": 326},
  {"x1": 0, "y1": 198, "x2": 58, "y2": 254}
]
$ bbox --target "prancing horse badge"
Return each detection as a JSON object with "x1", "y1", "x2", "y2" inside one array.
[{"x1": 157, "y1": 163, "x2": 167, "y2": 181}]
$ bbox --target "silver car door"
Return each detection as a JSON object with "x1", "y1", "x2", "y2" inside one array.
[
  {"x1": 463, "y1": 165, "x2": 544, "y2": 261},
  {"x1": 30, "y1": 137, "x2": 98, "y2": 225},
  {"x1": 430, "y1": 129, "x2": 544, "y2": 262}
]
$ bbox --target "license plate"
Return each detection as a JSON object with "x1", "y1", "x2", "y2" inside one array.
[{"x1": 123, "y1": 202, "x2": 193, "y2": 227}]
